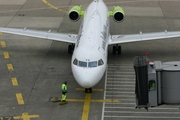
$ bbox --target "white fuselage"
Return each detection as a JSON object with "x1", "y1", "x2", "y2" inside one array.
[{"x1": 71, "y1": 0, "x2": 109, "y2": 88}]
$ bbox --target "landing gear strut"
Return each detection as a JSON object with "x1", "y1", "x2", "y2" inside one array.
[
  {"x1": 85, "y1": 88, "x2": 92, "y2": 93},
  {"x1": 68, "y1": 44, "x2": 75, "y2": 54},
  {"x1": 113, "y1": 44, "x2": 121, "y2": 54}
]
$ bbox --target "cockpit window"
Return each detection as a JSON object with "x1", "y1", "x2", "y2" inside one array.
[
  {"x1": 98, "y1": 59, "x2": 104, "y2": 66},
  {"x1": 79, "y1": 61, "x2": 87, "y2": 67},
  {"x1": 88, "y1": 61, "x2": 97, "y2": 67},
  {"x1": 73, "y1": 58, "x2": 78, "y2": 65},
  {"x1": 73, "y1": 58, "x2": 104, "y2": 68}
]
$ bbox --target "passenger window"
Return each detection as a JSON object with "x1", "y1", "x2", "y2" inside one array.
[
  {"x1": 98, "y1": 59, "x2": 104, "y2": 66},
  {"x1": 73, "y1": 58, "x2": 78, "y2": 65},
  {"x1": 79, "y1": 61, "x2": 87, "y2": 67},
  {"x1": 88, "y1": 61, "x2": 97, "y2": 67}
]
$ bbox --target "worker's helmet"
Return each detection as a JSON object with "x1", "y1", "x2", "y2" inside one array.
[{"x1": 64, "y1": 81, "x2": 67, "y2": 84}]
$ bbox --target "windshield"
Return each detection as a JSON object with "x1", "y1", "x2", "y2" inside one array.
[
  {"x1": 79, "y1": 61, "x2": 87, "y2": 67},
  {"x1": 73, "y1": 58, "x2": 104, "y2": 68},
  {"x1": 88, "y1": 61, "x2": 97, "y2": 67}
]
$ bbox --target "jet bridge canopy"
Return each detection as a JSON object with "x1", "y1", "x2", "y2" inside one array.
[{"x1": 134, "y1": 56, "x2": 180, "y2": 110}]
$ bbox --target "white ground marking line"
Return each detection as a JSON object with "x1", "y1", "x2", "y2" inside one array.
[{"x1": 101, "y1": 65, "x2": 108, "y2": 120}]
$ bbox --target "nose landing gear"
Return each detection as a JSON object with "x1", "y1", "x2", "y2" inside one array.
[{"x1": 85, "y1": 88, "x2": 92, "y2": 93}]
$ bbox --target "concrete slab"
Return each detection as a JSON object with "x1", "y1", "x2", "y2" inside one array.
[
  {"x1": 124, "y1": 7, "x2": 164, "y2": 17},
  {"x1": 0, "y1": 0, "x2": 26, "y2": 5}
]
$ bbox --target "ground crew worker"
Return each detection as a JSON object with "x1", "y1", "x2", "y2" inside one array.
[{"x1": 61, "y1": 81, "x2": 67, "y2": 103}]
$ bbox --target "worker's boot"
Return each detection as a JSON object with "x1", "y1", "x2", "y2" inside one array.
[
  {"x1": 62, "y1": 100, "x2": 67, "y2": 103},
  {"x1": 59, "y1": 100, "x2": 67, "y2": 105}
]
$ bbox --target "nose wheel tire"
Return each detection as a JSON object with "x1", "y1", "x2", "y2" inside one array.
[{"x1": 85, "y1": 88, "x2": 92, "y2": 93}]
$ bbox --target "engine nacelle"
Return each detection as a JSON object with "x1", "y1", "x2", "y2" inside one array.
[
  {"x1": 69, "y1": 5, "x2": 84, "y2": 22},
  {"x1": 109, "y1": 6, "x2": 125, "y2": 23}
]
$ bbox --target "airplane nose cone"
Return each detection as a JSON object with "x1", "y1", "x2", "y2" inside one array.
[
  {"x1": 80, "y1": 79, "x2": 91, "y2": 88},
  {"x1": 78, "y1": 74, "x2": 92, "y2": 88},
  {"x1": 72, "y1": 65, "x2": 106, "y2": 88}
]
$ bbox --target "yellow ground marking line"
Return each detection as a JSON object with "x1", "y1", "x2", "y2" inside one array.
[
  {"x1": 81, "y1": 93, "x2": 91, "y2": 120},
  {"x1": 66, "y1": 99, "x2": 84, "y2": 102},
  {"x1": 3, "y1": 52, "x2": 10, "y2": 59},
  {"x1": 0, "y1": 41, "x2": 6, "y2": 48},
  {"x1": 42, "y1": 0, "x2": 68, "y2": 14},
  {"x1": 11, "y1": 78, "x2": 18, "y2": 86},
  {"x1": 0, "y1": 32, "x2": 2, "y2": 35},
  {"x1": 16, "y1": 93, "x2": 24, "y2": 105},
  {"x1": 76, "y1": 88, "x2": 104, "y2": 92},
  {"x1": 7, "y1": 64, "x2": 14, "y2": 71},
  {"x1": 13, "y1": 112, "x2": 39, "y2": 120}
]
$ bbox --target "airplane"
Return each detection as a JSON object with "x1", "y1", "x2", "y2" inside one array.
[{"x1": 1, "y1": 0, "x2": 180, "y2": 93}]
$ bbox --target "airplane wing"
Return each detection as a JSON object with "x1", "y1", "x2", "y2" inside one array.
[
  {"x1": 109, "y1": 30, "x2": 180, "y2": 45},
  {"x1": 0, "y1": 27, "x2": 77, "y2": 43}
]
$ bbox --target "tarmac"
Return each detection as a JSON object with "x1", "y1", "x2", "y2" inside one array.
[{"x1": 0, "y1": 0, "x2": 180, "y2": 120}]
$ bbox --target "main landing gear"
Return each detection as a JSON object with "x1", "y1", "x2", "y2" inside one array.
[
  {"x1": 113, "y1": 44, "x2": 121, "y2": 55},
  {"x1": 68, "y1": 44, "x2": 75, "y2": 54},
  {"x1": 85, "y1": 88, "x2": 92, "y2": 93}
]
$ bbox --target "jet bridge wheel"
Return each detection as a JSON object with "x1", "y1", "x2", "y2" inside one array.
[
  {"x1": 113, "y1": 45, "x2": 121, "y2": 54},
  {"x1": 68, "y1": 44, "x2": 75, "y2": 54},
  {"x1": 85, "y1": 88, "x2": 92, "y2": 93}
]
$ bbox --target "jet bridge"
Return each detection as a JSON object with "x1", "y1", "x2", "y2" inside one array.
[{"x1": 134, "y1": 56, "x2": 180, "y2": 110}]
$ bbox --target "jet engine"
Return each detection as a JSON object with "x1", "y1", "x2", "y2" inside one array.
[
  {"x1": 109, "y1": 6, "x2": 125, "y2": 23},
  {"x1": 69, "y1": 5, "x2": 84, "y2": 22}
]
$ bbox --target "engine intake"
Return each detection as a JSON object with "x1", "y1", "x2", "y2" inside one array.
[
  {"x1": 109, "y1": 6, "x2": 125, "y2": 23},
  {"x1": 114, "y1": 12, "x2": 124, "y2": 22},
  {"x1": 69, "y1": 6, "x2": 84, "y2": 22},
  {"x1": 69, "y1": 11, "x2": 79, "y2": 21}
]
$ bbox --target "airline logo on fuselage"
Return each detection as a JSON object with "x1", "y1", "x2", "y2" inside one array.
[{"x1": 100, "y1": 20, "x2": 109, "y2": 51}]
